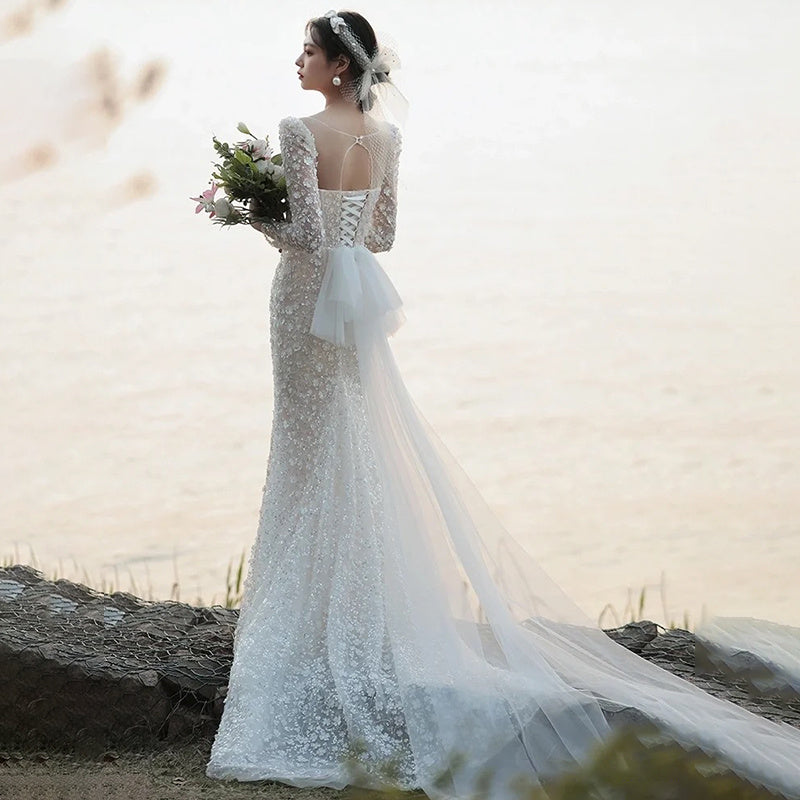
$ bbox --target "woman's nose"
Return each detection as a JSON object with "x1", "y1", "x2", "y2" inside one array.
[{"x1": 295, "y1": 54, "x2": 303, "y2": 67}]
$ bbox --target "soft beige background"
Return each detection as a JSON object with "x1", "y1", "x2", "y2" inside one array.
[{"x1": 1, "y1": 0, "x2": 798, "y2": 625}]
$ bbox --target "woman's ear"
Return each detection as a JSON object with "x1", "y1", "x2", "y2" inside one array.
[{"x1": 335, "y1": 53, "x2": 351, "y2": 77}]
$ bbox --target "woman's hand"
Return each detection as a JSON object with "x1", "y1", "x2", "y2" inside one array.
[
  {"x1": 248, "y1": 199, "x2": 283, "y2": 252},
  {"x1": 248, "y1": 199, "x2": 265, "y2": 233}
]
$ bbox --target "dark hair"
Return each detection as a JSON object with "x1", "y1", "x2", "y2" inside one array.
[{"x1": 306, "y1": 11, "x2": 380, "y2": 111}]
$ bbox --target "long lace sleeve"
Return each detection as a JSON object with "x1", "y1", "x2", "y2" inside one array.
[
  {"x1": 364, "y1": 124, "x2": 402, "y2": 253},
  {"x1": 260, "y1": 116, "x2": 323, "y2": 252}
]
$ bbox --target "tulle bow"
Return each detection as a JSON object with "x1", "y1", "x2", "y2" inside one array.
[
  {"x1": 323, "y1": 9, "x2": 346, "y2": 33},
  {"x1": 310, "y1": 244, "x2": 405, "y2": 347}
]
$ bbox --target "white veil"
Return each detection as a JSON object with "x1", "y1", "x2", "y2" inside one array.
[
  {"x1": 307, "y1": 259, "x2": 800, "y2": 798},
  {"x1": 340, "y1": 311, "x2": 800, "y2": 799}
]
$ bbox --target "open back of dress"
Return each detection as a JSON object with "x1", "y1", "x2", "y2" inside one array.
[{"x1": 303, "y1": 115, "x2": 394, "y2": 249}]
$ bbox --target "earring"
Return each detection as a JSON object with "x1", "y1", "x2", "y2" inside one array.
[{"x1": 332, "y1": 75, "x2": 341, "y2": 86}]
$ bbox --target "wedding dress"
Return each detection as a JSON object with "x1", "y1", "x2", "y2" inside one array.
[{"x1": 205, "y1": 114, "x2": 800, "y2": 799}]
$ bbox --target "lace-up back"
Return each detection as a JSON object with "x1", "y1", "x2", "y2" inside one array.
[{"x1": 337, "y1": 190, "x2": 369, "y2": 246}]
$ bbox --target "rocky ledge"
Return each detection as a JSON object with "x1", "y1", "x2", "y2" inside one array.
[{"x1": 1, "y1": 563, "x2": 798, "y2": 756}]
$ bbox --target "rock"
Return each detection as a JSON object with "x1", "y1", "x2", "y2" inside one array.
[
  {"x1": 604, "y1": 620, "x2": 660, "y2": 653},
  {"x1": 1, "y1": 563, "x2": 799, "y2": 758},
  {"x1": 0, "y1": 564, "x2": 236, "y2": 755}
]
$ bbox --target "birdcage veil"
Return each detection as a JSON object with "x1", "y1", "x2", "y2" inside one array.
[{"x1": 321, "y1": 10, "x2": 409, "y2": 129}]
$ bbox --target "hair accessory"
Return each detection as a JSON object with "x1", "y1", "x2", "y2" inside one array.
[
  {"x1": 325, "y1": 10, "x2": 347, "y2": 34},
  {"x1": 321, "y1": 9, "x2": 408, "y2": 126}
]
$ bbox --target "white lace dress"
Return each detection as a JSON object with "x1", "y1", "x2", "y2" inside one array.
[{"x1": 205, "y1": 115, "x2": 800, "y2": 799}]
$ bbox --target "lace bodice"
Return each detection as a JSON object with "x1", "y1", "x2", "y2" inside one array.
[{"x1": 260, "y1": 116, "x2": 401, "y2": 252}]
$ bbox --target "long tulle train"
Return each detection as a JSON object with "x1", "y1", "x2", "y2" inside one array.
[{"x1": 350, "y1": 315, "x2": 800, "y2": 800}]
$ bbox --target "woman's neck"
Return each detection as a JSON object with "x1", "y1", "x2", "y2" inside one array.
[
  {"x1": 317, "y1": 81, "x2": 361, "y2": 114},
  {"x1": 322, "y1": 96, "x2": 359, "y2": 113}
]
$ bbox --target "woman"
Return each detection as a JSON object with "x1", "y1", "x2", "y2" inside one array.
[{"x1": 206, "y1": 10, "x2": 800, "y2": 799}]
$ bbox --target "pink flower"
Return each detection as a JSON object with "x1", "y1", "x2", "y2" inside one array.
[{"x1": 190, "y1": 181, "x2": 219, "y2": 216}]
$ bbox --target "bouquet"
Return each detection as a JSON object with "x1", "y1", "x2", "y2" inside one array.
[{"x1": 191, "y1": 122, "x2": 288, "y2": 227}]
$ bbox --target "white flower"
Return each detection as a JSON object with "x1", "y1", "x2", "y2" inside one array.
[
  {"x1": 213, "y1": 197, "x2": 234, "y2": 219},
  {"x1": 253, "y1": 159, "x2": 275, "y2": 176},
  {"x1": 245, "y1": 138, "x2": 272, "y2": 160},
  {"x1": 237, "y1": 139, "x2": 273, "y2": 162},
  {"x1": 270, "y1": 163, "x2": 284, "y2": 180}
]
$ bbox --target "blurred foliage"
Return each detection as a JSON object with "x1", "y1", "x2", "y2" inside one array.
[
  {"x1": 1, "y1": 0, "x2": 69, "y2": 41},
  {"x1": 1, "y1": 3, "x2": 167, "y2": 194},
  {"x1": 341, "y1": 725, "x2": 779, "y2": 800}
]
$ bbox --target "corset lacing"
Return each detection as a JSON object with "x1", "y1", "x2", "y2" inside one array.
[{"x1": 339, "y1": 191, "x2": 368, "y2": 246}]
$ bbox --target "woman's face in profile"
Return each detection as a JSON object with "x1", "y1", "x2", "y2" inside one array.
[{"x1": 295, "y1": 29, "x2": 335, "y2": 93}]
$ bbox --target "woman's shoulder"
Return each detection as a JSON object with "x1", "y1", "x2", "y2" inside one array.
[
  {"x1": 276, "y1": 116, "x2": 316, "y2": 150},
  {"x1": 277, "y1": 115, "x2": 308, "y2": 135},
  {"x1": 370, "y1": 117, "x2": 401, "y2": 147},
  {"x1": 367, "y1": 117, "x2": 400, "y2": 139},
  {"x1": 386, "y1": 120, "x2": 401, "y2": 146}
]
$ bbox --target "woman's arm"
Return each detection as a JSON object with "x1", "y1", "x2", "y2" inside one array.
[
  {"x1": 255, "y1": 116, "x2": 323, "y2": 253},
  {"x1": 364, "y1": 124, "x2": 402, "y2": 253}
]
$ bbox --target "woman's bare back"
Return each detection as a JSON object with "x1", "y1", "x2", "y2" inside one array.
[{"x1": 302, "y1": 112, "x2": 387, "y2": 191}]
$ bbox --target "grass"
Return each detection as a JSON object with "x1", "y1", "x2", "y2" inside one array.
[
  {"x1": 598, "y1": 571, "x2": 695, "y2": 631},
  {"x1": 2, "y1": 544, "x2": 693, "y2": 628},
  {"x1": 1, "y1": 542, "x2": 248, "y2": 610},
  {"x1": 319, "y1": 728, "x2": 788, "y2": 799}
]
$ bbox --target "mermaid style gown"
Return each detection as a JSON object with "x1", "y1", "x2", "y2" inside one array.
[{"x1": 205, "y1": 115, "x2": 800, "y2": 799}]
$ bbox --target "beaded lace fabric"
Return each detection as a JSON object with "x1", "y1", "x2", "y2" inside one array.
[{"x1": 205, "y1": 116, "x2": 800, "y2": 799}]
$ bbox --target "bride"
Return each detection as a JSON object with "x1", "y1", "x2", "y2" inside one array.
[{"x1": 205, "y1": 10, "x2": 800, "y2": 799}]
